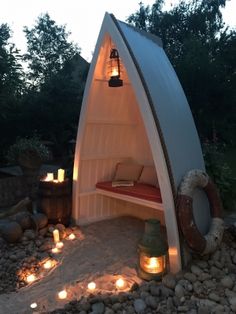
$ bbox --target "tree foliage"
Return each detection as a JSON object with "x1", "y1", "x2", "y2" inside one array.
[
  {"x1": 0, "y1": 15, "x2": 88, "y2": 165},
  {"x1": 127, "y1": 0, "x2": 236, "y2": 144},
  {"x1": 23, "y1": 13, "x2": 80, "y2": 87}
]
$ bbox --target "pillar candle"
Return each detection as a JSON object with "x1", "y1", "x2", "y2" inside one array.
[
  {"x1": 58, "y1": 169, "x2": 65, "y2": 182},
  {"x1": 53, "y1": 229, "x2": 60, "y2": 243}
]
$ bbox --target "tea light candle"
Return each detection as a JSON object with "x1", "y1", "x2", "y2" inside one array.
[
  {"x1": 56, "y1": 241, "x2": 64, "y2": 249},
  {"x1": 58, "y1": 168, "x2": 65, "y2": 182},
  {"x1": 26, "y1": 274, "x2": 36, "y2": 283},
  {"x1": 115, "y1": 278, "x2": 126, "y2": 289},
  {"x1": 58, "y1": 290, "x2": 67, "y2": 299},
  {"x1": 43, "y1": 260, "x2": 53, "y2": 269},
  {"x1": 87, "y1": 282, "x2": 96, "y2": 291},
  {"x1": 52, "y1": 247, "x2": 60, "y2": 254},
  {"x1": 53, "y1": 229, "x2": 60, "y2": 243},
  {"x1": 68, "y1": 233, "x2": 76, "y2": 240},
  {"x1": 30, "y1": 303, "x2": 37, "y2": 309}
]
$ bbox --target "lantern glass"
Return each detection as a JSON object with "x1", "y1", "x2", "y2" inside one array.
[
  {"x1": 108, "y1": 48, "x2": 123, "y2": 87},
  {"x1": 139, "y1": 252, "x2": 166, "y2": 274}
]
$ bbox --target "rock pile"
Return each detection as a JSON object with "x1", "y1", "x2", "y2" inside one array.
[
  {"x1": 50, "y1": 226, "x2": 236, "y2": 314},
  {"x1": 0, "y1": 221, "x2": 78, "y2": 294}
]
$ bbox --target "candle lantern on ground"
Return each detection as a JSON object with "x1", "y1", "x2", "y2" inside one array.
[
  {"x1": 138, "y1": 219, "x2": 168, "y2": 281},
  {"x1": 39, "y1": 169, "x2": 72, "y2": 226}
]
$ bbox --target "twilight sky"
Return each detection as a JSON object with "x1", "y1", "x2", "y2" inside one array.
[{"x1": 0, "y1": 0, "x2": 235, "y2": 61}]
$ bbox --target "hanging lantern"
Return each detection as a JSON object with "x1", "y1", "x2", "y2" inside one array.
[
  {"x1": 138, "y1": 219, "x2": 168, "y2": 281},
  {"x1": 108, "y1": 48, "x2": 123, "y2": 87}
]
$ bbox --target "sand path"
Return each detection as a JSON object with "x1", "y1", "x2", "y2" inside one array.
[{"x1": 0, "y1": 216, "x2": 144, "y2": 314}]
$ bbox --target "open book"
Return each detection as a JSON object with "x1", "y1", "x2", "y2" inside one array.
[{"x1": 112, "y1": 180, "x2": 134, "y2": 187}]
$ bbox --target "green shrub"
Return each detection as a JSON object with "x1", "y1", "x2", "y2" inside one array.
[
  {"x1": 6, "y1": 136, "x2": 51, "y2": 165},
  {"x1": 202, "y1": 140, "x2": 235, "y2": 212}
]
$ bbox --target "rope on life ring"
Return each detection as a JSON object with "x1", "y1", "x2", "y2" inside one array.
[{"x1": 177, "y1": 169, "x2": 224, "y2": 255}]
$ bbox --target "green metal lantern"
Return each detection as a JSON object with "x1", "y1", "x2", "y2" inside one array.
[{"x1": 138, "y1": 219, "x2": 168, "y2": 281}]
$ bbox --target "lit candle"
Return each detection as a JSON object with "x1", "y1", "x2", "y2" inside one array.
[
  {"x1": 56, "y1": 241, "x2": 64, "y2": 249},
  {"x1": 68, "y1": 233, "x2": 76, "y2": 240},
  {"x1": 30, "y1": 303, "x2": 37, "y2": 309},
  {"x1": 53, "y1": 229, "x2": 60, "y2": 243},
  {"x1": 87, "y1": 282, "x2": 96, "y2": 291},
  {"x1": 52, "y1": 247, "x2": 60, "y2": 254},
  {"x1": 115, "y1": 278, "x2": 126, "y2": 289},
  {"x1": 43, "y1": 260, "x2": 53, "y2": 269},
  {"x1": 58, "y1": 290, "x2": 67, "y2": 299},
  {"x1": 26, "y1": 274, "x2": 36, "y2": 283},
  {"x1": 45, "y1": 173, "x2": 54, "y2": 181},
  {"x1": 58, "y1": 168, "x2": 65, "y2": 182}
]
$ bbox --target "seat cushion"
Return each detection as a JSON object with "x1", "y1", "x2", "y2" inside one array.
[{"x1": 96, "y1": 181, "x2": 162, "y2": 203}]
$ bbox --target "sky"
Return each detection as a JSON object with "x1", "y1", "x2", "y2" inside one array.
[{"x1": 0, "y1": 0, "x2": 235, "y2": 62}]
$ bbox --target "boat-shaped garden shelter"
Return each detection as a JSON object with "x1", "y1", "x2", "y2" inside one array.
[{"x1": 73, "y1": 13, "x2": 209, "y2": 273}]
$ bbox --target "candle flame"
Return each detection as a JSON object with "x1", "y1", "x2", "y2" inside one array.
[
  {"x1": 87, "y1": 282, "x2": 96, "y2": 291},
  {"x1": 68, "y1": 233, "x2": 76, "y2": 240},
  {"x1": 44, "y1": 260, "x2": 53, "y2": 269},
  {"x1": 52, "y1": 247, "x2": 59, "y2": 254},
  {"x1": 30, "y1": 302, "x2": 37, "y2": 309},
  {"x1": 43, "y1": 173, "x2": 54, "y2": 181},
  {"x1": 58, "y1": 290, "x2": 67, "y2": 299},
  {"x1": 56, "y1": 242, "x2": 64, "y2": 249},
  {"x1": 26, "y1": 274, "x2": 36, "y2": 283},
  {"x1": 116, "y1": 278, "x2": 125, "y2": 289}
]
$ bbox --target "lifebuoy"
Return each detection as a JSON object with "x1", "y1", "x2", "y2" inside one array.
[{"x1": 177, "y1": 169, "x2": 224, "y2": 255}]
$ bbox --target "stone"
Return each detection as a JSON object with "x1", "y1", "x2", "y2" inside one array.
[
  {"x1": 23, "y1": 229, "x2": 36, "y2": 240},
  {"x1": 175, "y1": 284, "x2": 185, "y2": 298},
  {"x1": 91, "y1": 302, "x2": 105, "y2": 314},
  {"x1": 133, "y1": 299, "x2": 146, "y2": 313},
  {"x1": 1, "y1": 222, "x2": 23, "y2": 243},
  {"x1": 145, "y1": 295, "x2": 157, "y2": 309},
  {"x1": 32, "y1": 213, "x2": 48, "y2": 229},
  {"x1": 14, "y1": 212, "x2": 32, "y2": 230},
  {"x1": 38, "y1": 227, "x2": 48, "y2": 237},
  {"x1": 196, "y1": 260, "x2": 208, "y2": 269},
  {"x1": 221, "y1": 276, "x2": 234, "y2": 289},
  {"x1": 149, "y1": 285, "x2": 161, "y2": 296},
  {"x1": 209, "y1": 292, "x2": 220, "y2": 302},
  {"x1": 104, "y1": 309, "x2": 114, "y2": 314},
  {"x1": 191, "y1": 265, "x2": 203, "y2": 276},
  {"x1": 55, "y1": 223, "x2": 66, "y2": 232},
  {"x1": 198, "y1": 272, "x2": 212, "y2": 282},
  {"x1": 184, "y1": 272, "x2": 197, "y2": 283},
  {"x1": 162, "y1": 273, "x2": 176, "y2": 289},
  {"x1": 229, "y1": 296, "x2": 236, "y2": 311},
  {"x1": 111, "y1": 303, "x2": 122, "y2": 311}
]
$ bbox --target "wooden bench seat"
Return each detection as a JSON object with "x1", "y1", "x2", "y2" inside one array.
[{"x1": 96, "y1": 181, "x2": 163, "y2": 210}]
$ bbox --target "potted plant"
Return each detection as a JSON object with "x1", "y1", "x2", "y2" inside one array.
[{"x1": 7, "y1": 136, "x2": 51, "y2": 176}]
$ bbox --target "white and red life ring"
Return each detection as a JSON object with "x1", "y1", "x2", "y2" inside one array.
[{"x1": 177, "y1": 169, "x2": 224, "y2": 255}]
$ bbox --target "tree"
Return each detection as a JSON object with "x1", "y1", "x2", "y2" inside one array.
[
  {"x1": 23, "y1": 13, "x2": 80, "y2": 87},
  {"x1": 0, "y1": 23, "x2": 25, "y2": 162},
  {"x1": 127, "y1": 0, "x2": 236, "y2": 144}
]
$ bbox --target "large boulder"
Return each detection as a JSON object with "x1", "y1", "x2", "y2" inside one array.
[{"x1": 1, "y1": 221, "x2": 23, "y2": 243}]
